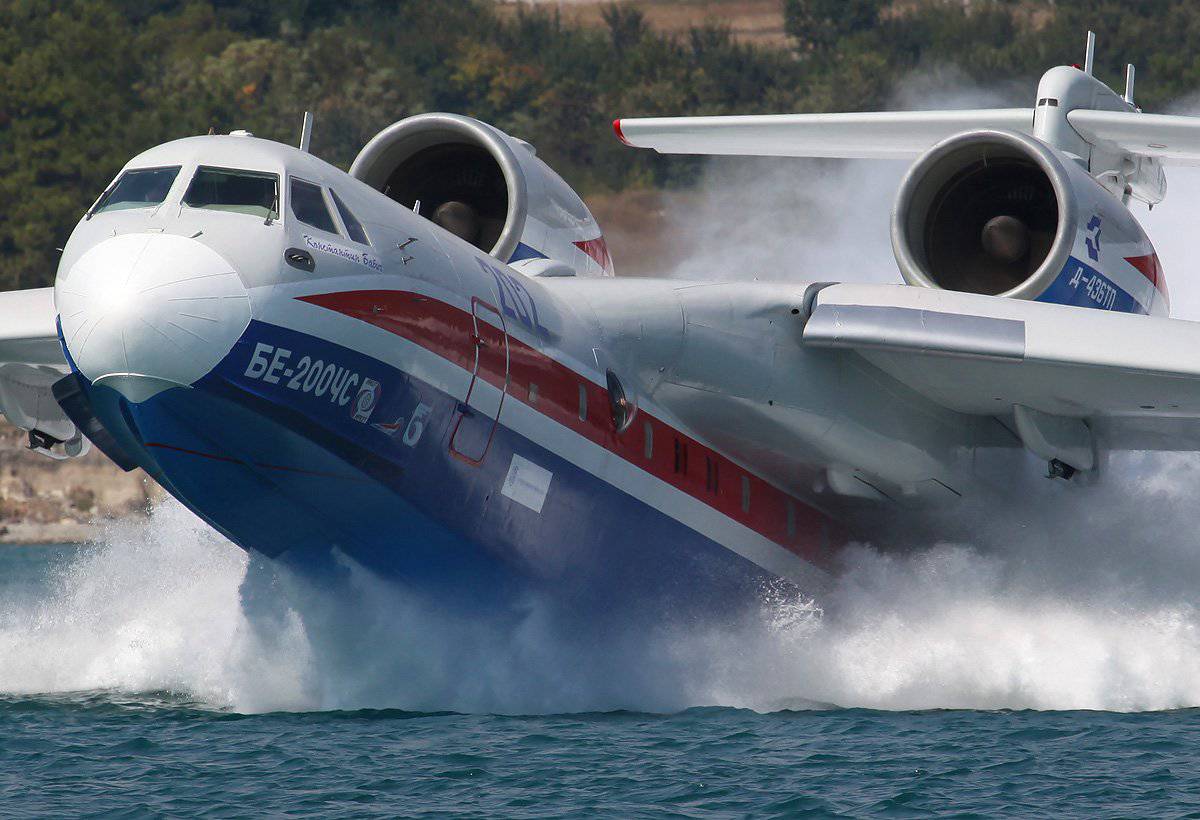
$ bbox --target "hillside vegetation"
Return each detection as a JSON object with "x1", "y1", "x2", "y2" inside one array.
[
  {"x1": 4, "y1": 0, "x2": 1200, "y2": 291},
  {"x1": 498, "y1": 1, "x2": 790, "y2": 47}
]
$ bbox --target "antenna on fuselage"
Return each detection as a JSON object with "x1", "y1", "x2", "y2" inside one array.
[
  {"x1": 299, "y1": 111, "x2": 314, "y2": 153},
  {"x1": 1125, "y1": 63, "x2": 1137, "y2": 105},
  {"x1": 1084, "y1": 31, "x2": 1096, "y2": 75}
]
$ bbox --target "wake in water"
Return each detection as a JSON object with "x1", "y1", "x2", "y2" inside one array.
[{"x1": 2, "y1": 449, "x2": 1200, "y2": 715}]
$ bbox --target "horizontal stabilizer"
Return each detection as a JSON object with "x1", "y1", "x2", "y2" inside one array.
[
  {"x1": 1068, "y1": 109, "x2": 1200, "y2": 166},
  {"x1": 615, "y1": 109, "x2": 1034, "y2": 159},
  {"x1": 803, "y1": 283, "x2": 1200, "y2": 452}
]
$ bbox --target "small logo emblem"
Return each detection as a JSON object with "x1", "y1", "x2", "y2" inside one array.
[
  {"x1": 352, "y1": 378, "x2": 380, "y2": 423},
  {"x1": 1085, "y1": 215, "x2": 1102, "y2": 261},
  {"x1": 371, "y1": 416, "x2": 405, "y2": 436}
]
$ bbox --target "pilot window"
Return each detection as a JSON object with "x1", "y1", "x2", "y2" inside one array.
[
  {"x1": 92, "y1": 166, "x2": 180, "y2": 214},
  {"x1": 183, "y1": 167, "x2": 279, "y2": 219},
  {"x1": 290, "y1": 178, "x2": 338, "y2": 234},
  {"x1": 330, "y1": 189, "x2": 370, "y2": 245}
]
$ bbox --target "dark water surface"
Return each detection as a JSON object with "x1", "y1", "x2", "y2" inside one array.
[
  {"x1": 4, "y1": 694, "x2": 1200, "y2": 818},
  {"x1": 3, "y1": 530, "x2": 1200, "y2": 817}
]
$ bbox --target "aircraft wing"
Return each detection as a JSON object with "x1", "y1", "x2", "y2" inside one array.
[
  {"x1": 614, "y1": 109, "x2": 1035, "y2": 159},
  {"x1": 1068, "y1": 109, "x2": 1200, "y2": 166},
  {"x1": 803, "y1": 283, "x2": 1200, "y2": 452},
  {"x1": 0, "y1": 288, "x2": 69, "y2": 367},
  {"x1": 0, "y1": 287, "x2": 87, "y2": 456}
]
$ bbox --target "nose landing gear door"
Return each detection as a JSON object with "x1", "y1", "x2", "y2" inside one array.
[{"x1": 449, "y1": 298, "x2": 509, "y2": 464}]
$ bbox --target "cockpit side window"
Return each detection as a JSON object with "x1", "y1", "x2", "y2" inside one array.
[
  {"x1": 329, "y1": 189, "x2": 370, "y2": 245},
  {"x1": 290, "y1": 178, "x2": 338, "y2": 234},
  {"x1": 183, "y1": 167, "x2": 279, "y2": 219},
  {"x1": 92, "y1": 166, "x2": 180, "y2": 215}
]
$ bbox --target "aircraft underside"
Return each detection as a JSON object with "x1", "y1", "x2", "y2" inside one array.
[{"x1": 69, "y1": 315, "x2": 796, "y2": 614}]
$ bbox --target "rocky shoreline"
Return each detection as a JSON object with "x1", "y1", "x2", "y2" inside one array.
[
  {"x1": 0, "y1": 423, "x2": 161, "y2": 545},
  {"x1": 0, "y1": 521, "x2": 99, "y2": 545}
]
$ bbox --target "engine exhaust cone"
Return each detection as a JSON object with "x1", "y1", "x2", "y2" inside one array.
[
  {"x1": 981, "y1": 215, "x2": 1030, "y2": 263},
  {"x1": 432, "y1": 200, "x2": 481, "y2": 245}
]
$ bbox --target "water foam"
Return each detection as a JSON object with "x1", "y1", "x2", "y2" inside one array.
[
  {"x1": 0, "y1": 503, "x2": 315, "y2": 712},
  {"x1": 2, "y1": 454, "x2": 1200, "y2": 716}
]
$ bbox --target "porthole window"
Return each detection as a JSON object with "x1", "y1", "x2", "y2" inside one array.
[
  {"x1": 741, "y1": 475, "x2": 751, "y2": 513},
  {"x1": 674, "y1": 439, "x2": 688, "y2": 475},
  {"x1": 705, "y1": 456, "x2": 720, "y2": 493},
  {"x1": 643, "y1": 422, "x2": 653, "y2": 459},
  {"x1": 578, "y1": 384, "x2": 588, "y2": 421}
]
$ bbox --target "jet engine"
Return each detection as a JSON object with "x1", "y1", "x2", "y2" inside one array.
[
  {"x1": 891, "y1": 129, "x2": 1167, "y2": 316},
  {"x1": 350, "y1": 113, "x2": 613, "y2": 277}
]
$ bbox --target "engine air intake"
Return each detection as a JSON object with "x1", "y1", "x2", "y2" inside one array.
[
  {"x1": 350, "y1": 113, "x2": 613, "y2": 276},
  {"x1": 892, "y1": 129, "x2": 1074, "y2": 300}
]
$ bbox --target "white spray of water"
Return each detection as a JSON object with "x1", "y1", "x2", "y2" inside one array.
[
  {"x1": 0, "y1": 503, "x2": 316, "y2": 712},
  {"x1": 4, "y1": 458, "x2": 1200, "y2": 715},
  {"x1": 5, "y1": 75, "x2": 1200, "y2": 715}
]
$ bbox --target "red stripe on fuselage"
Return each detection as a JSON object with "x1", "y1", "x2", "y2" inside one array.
[
  {"x1": 1125, "y1": 253, "x2": 1170, "y2": 304},
  {"x1": 297, "y1": 290, "x2": 840, "y2": 567}
]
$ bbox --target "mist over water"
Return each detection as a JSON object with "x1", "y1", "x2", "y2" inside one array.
[{"x1": 6, "y1": 82, "x2": 1200, "y2": 718}]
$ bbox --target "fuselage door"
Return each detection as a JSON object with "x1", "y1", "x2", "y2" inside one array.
[{"x1": 449, "y1": 298, "x2": 509, "y2": 464}]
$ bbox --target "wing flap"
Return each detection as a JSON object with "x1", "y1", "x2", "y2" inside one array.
[
  {"x1": 614, "y1": 109, "x2": 1035, "y2": 158},
  {"x1": 804, "y1": 284, "x2": 1200, "y2": 434}
]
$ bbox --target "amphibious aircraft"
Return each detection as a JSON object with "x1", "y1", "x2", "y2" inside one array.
[{"x1": 6, "y1": 35, "x2": 1200, "y2": 608}]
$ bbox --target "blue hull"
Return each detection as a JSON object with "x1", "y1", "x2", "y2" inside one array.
[{"x1": 85, "y1": 320, "x2": 780, "y2": 616}]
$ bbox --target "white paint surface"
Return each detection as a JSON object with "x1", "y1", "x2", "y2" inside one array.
[{"x1": 501, "y1": 454, "x2": 552, "y2": 513}]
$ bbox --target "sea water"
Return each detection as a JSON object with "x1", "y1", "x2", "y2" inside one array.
[{"x1": 4, "y1": 467, "x2": 1200, "y2": 817}]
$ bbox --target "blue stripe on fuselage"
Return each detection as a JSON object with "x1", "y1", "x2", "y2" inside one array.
[
  {"x1": 1037, "y1": 256, "x2": 1148, "y2": 315},
  {"x1": 98, "y1": 320, "x2": 784, "y2": 613}
]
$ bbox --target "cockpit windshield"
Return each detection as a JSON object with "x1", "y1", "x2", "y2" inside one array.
[
  {"x1": 183, "y1": 167, "x2": 279, "y2": 219},
  {"x1": 92, "y1": 166, "x2": 180, "y2": 214},
  {"x1": 330, "y1": 189, "x2": 370, "y2": 245}
]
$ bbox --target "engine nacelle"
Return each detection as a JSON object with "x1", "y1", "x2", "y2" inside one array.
[
  {"x1": 892, "y1": 129, "x2": 1167, "y2": 316},
  {"x1": 350, "y1": 113, "x2": 613, "y2": 277}
]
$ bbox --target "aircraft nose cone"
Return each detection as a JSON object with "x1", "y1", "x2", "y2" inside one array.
[{"x1": 56, "y1": 233, "x2": 251, "y2": 402}]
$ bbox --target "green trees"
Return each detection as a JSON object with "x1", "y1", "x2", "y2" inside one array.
[
  {"x1": 5, "y1": 1, "x2": 1200, "y2": 290},
  {"x1": 0, "y1": 1, "x2": 147, "y2": 288},
  {"x1": 784, "y1": 0, "x2": 882, "y2": 53}
]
